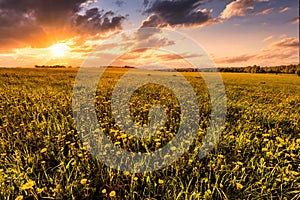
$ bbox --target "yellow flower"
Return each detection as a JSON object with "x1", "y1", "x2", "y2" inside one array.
[
  {"x1": 236, "y1": 183, "x2": 243, "y2": 190},
  {"x1": 276, "y1": 137, "x2": 284, "y2": 144},
  {"x1": 296, "y1": 138, "x2": 300, "y2": 144},
  {"x1": 40, "y1": 148, "x2": 47, "y2": 153},
  {"x1": 20, "y1": 180, "x2": 35, "y2": 190},
  {"x1": 158, "y1": 179, "x2": 164, "y2": 184},
  {"x1": 36, "y1": 187, "x2": 43, "y2": 194},
  {"x1": 262, "y1": 134, "x2": 270, "y2": 137},
  {"x1": 133, "y1": 177, "x2": 138, "y2": 181},
  {"x1": 109, "y1": 190, "x2": 116, "y2": 198},
  {"x1": 80, "y1": 179, "x2": 88, "y2": 185},
  {"x1": 102, "y1": 189, "x2": 107, "y2": 194},
  {"x1": 266, "y1": 152, "x2": 273, "y2": 157},
  {"x1": 15, "y1": 196, "x2": 23, "y2": 200},
  {"x1": 206, "y1": 189, "x2": 212, "y2": 196},
  {"x1": 237, "y1": 162, "x2": 243, "y2": 166},
  {"x1": 262, "y1": 148, "x2": 268, "y2": 152},
  {"x1": 170, "y1": 146, "x2": 176, "y2": 151}
]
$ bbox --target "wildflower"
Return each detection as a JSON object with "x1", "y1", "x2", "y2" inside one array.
[
  {"x1": 296, "y1": 138, "x2": 300, "y2": 144},
  {"x1": 80, "y1": 178, "x2": 88, "y2": 185},
  {"x1": 37, "y1": 187, "x2": 44, "y2": 194},
  {"x1": 15, "y1": 196, "x2": 23, "y2": 200},
  {"x1": 262, "y1": 134, "x2": 270, "y2": 137},
  {"x1": 40, "y1": 148, "x2": 47, "y2": 153},
  {"x1": 266, "y1": 152, "x2": 273, "y2": 157},
  {"x1": 262, "y1": 148, "x2": 268, "y2": 152},
  {"x1": 158, "y1": 179, "x2": 164, "y2": 184},
  {"x1": 206, "y1": 189, "x2": 212, "y2": 196},
  {"x1": 276, "y1": 137, "x2": 284, "y2": 144},
  {"x1": 102, "y1": 189, "x2": 107, "y2": 194},
  {"x1": 109, "y1": 190, "x2": 116, "y2": 198},
  {"x1": 123, "y1": 171, "x2": 130, "y2": 176},
  {"x1": 237, "y1": 162, "x2": 243, "y2": 166},
  {"x1": 20, "y1": 180, "x2": 35, "y2": 190},
  {"x1": 170, "y1": 146, "x2": 176, "y2": 151},
  {"x1": 133, "y1": 177, "x2": 138, "y2": 181},
  {"x1": 236, "y1": 183, "x2": 243, "y2": 190}
]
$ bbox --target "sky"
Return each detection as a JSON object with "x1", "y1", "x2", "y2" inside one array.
[{"x1": 0, "y1": 0, "x2": 298, "y2": 68}]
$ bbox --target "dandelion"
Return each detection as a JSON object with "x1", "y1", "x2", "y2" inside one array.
[
  {"x1": 15, "y1": 196, "x2": 23, "y2": 200},
  {"x1": 170, "y1": 146, "x2": 176, "y2": 151},
  {"x1": 206, "y1": 189, "x2": 212, "y2": 196},
  {"x1": 102, "y1": 189, "x2": 107, "y2": 194},
  {"x1": 158, "y1": 179, "x2": 164, "y2": 184},
  {"x1": 266, "y1": 152, "x2": 273, "y2": 157},
  {"x1": 109, "y1": 190, "x2": 116, "y2": 198},
  {"x1": 40, "y1": 148, "x2": 47, "y2": 153},
  {"x1": 276, "y1": 136, "x2": 284, "y2": 144},
  {"x1": 262, "y1": 134, "x2": 270, "y2": 137},
  {"x1": 20, "y1": 180, "x2": 35, "y2": 190},
  {"x1": 80, "y1": 178, "x2": 88, "y2": 185},
  {"x1": 133, "y1": 177, "x2": 138, "y2": 181},
  {"x1": 237, "y1": 162, "x2": 243, "y2": 166},
  {"x1": 262, "y1": 148, "x2": 268, "y2": 152},
  {"x1": 37, "y1": 187, "x2": 44, "y2": 194},
  {"x1": 236, "y1": 183, "x2": 243, "y2": 190}
]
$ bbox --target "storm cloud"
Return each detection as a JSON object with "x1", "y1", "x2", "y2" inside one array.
[
  {"x1": 141, "y1": 0, "x2": 214, "y2": 28},
  {"x1": 0, "y1": 0, "x2": 126, "y2": 50}
]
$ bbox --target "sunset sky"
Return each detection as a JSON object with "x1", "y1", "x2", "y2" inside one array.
[{"x1": 0, "y1": 0, "x2": 298, "y2": 68}]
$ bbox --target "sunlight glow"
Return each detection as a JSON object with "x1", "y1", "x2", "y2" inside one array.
[{"x1": 49, "y1": 43, "x2": 70, "y2": 57}]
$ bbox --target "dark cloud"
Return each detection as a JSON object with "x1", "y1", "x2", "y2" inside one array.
[
  {"x1": 115, "y1": 0, "x2": 125, "y2": 7},
  {"x1": 0, "y1": 0, "x2": 126, "y2": 50},
  {"x1": 143, "y1": 0, "x2": 150, "y2": 7},
  {"x1": 142, "y1": 0, "x2": 213, "y2": 28},
  {"x1": 74, "y1": 8, "x2": 126, "y2": 35},
  {"x1": 0, "y1": 0, "x2": 86, "y2": 26}
]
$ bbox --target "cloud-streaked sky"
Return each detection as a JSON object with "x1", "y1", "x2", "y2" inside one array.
[{"x1": 0, "y1": 0, "x2": 298, "y2": 68}]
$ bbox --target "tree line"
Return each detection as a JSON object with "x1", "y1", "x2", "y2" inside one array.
[
  {"x1": 218, "y1": 64, "x2": 300, "y2": 76},
  {"x1": 35, "y1": 65, "x2": 72, "y2": 68}
]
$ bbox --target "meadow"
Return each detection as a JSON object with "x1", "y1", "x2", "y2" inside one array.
[{"x1": 0, "y1": 68, "x2": 299, "y2": 199}]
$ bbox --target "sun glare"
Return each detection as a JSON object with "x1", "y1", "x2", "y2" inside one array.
[{"x1": 50, "y1": 43, "x2": 70, "y2": 57}]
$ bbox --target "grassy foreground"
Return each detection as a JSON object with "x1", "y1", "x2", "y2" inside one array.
[{"x1": 0, "y1": 68, "x2": 299, "y2": 199}]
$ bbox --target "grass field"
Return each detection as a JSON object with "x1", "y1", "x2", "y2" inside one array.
[{"x1": 0, "y1": 68, "x2": 299, "y2": 199}]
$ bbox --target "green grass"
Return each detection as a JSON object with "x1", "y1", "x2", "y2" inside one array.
[{"x1": 0, "y1": 68, "x2": 299, "y2": 199}]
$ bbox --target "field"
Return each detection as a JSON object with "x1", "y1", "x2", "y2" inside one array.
[{"x1": 0, "y1": 68, "x2": 299, "y2": 199}]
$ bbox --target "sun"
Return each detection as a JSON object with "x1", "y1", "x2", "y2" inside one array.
[{"x1": 49, "y1": 43, "x2": 70, "y2": 57}]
